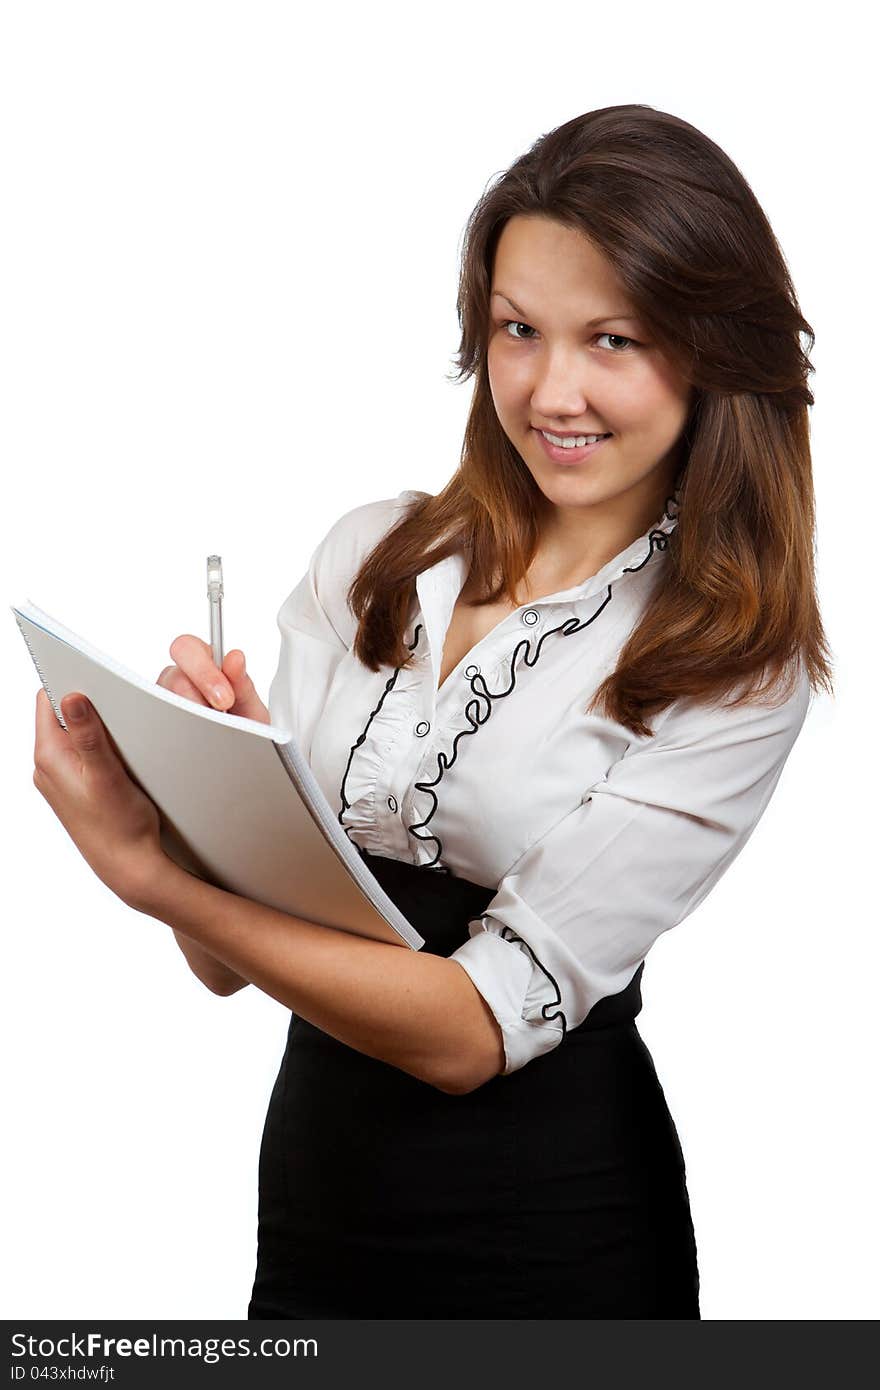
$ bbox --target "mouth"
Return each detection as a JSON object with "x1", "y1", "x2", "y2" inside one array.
[{"x1": 532, "y1": 427, "x2": 613, "y2": 466}]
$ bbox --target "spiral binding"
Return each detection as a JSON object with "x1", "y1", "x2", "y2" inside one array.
[{"x1": 15, "y1": 615, "x2": 67, "y2": 729}]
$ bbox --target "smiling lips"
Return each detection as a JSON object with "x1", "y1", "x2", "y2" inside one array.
[
  {"x1": 533, "y1": 427, "x2": 613, "y2": 464},
  {"x1": 534, "y1": 424, "x2": 611, "y2": 440}
]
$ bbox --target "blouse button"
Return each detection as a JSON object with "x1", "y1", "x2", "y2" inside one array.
[
  {"x1": 521, "y1": 609, "x2": 539, "y2": 626},
  {"x1": 464, "y1": 663, "x2": 480, "y2": 678},
  {"x1": 414, "y1": 720, "x2": 430, "y2": 737},
  {"x1": 387, "y1": 795, "x2": 398, "y2": 813}
]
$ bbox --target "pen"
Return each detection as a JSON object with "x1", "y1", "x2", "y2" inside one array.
[{"x1": 207, "y1": 555, "x2": 224, "y2": 668}]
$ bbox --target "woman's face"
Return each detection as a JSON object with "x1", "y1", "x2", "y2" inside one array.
[{"x1": 487, "y1": 214, "x2": 693, "y2": 532}]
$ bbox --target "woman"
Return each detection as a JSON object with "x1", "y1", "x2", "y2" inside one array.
[{"x1": 32, "y1": 104, "x2": 832, "y2": 1318}]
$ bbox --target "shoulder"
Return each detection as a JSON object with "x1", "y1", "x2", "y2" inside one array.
[
  {"x1": 312, "y1": 489, "x2": 429, "y2": 571},
  {"x1": 289, "y1": 490, "x2": 429, "y2": 645}
]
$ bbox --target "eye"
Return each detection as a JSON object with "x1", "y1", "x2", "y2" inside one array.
[
  {"x1": 499, "y1": 320, "x2": 638, "y2": 352},
  {"x1": 501, "y1": 319, "x2": 538, "y2": 341},
  {"x1": 596, "y1": 332, "x2": 637, "y2": 352}
]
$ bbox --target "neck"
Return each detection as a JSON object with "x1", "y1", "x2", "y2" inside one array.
[{"x1": 533, "y1": 471, "x2": 678, "y2": 588}]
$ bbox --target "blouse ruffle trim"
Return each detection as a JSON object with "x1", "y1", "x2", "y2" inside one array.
[{"x1": 338, "y1": 481, "x2": 682, "y2": 863}]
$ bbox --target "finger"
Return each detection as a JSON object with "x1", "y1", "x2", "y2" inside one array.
[
  {"x1": 221, "y1": 651, "x2": 263, "y2": 717},
  {"x1": 156, "y1": 664, "x2": 210, "y2": 707},
  {"x1": 169, "y1": 634, "x2": 234, "y2": 710}
]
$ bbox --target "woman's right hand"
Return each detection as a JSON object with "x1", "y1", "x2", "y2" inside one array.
[{"x1": 157, "y1": 636, "x2": 271, "y2": 724}]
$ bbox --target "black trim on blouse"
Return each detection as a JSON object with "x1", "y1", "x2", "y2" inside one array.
[{"x1": 337, "y1": 624, "x2": 450, "y2": 869}]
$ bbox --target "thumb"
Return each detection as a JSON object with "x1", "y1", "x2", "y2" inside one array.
[
  {"x1": 221, "y1": 651, "x2": 269, "y2": 722},
  {"x1": 60, "y1": 693, "x2": 112, "y2": 758}
]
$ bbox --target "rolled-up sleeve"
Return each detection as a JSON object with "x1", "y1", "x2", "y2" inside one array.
[{"x1": 450, "y1": 662, "x2": 812, "y2": 1076}]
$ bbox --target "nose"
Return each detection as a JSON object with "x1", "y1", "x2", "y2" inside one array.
[{"x1": 529, "y1": 345, "x2": 594, "y2": 420}]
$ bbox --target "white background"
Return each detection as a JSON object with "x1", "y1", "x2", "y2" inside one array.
[{"x1": 1, "y1": 0, "x2": 875, "y2": 1321}]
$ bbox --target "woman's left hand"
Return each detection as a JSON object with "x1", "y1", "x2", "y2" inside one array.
[{"x1": 32, "y1": 688, "x2": 168, "y2": 909}]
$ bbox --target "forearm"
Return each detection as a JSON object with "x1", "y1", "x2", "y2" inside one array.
[
  {"x1": 130, "y1": 858, "x2": 504, "y2": 1094},
  {"x1": 171, "y1": 927, "x2": 250, "y2": 995}
]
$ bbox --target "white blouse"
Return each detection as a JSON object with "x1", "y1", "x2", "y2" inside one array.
[{"x1": 268, "y1": 487, "x2": 811, "y2": 1076}]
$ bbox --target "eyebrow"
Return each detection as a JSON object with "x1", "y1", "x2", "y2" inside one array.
[{"x1": 490, "y1": 290, "x2": 640, "y2": 327}]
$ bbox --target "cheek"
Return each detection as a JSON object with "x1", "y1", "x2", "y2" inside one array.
[
  {"x1": 487, "y1": 344, "x2": 526, "y2": 410},
  {"x1": 618, "y1": 366, "x2": 686, "y2": 434},
  {"x1": 638, "y1": 356, "x2": 692, "y2": 426}
]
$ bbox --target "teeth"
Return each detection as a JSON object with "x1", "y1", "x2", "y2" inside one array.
[{"x1": 541, "y1": 430, "x2": 608, "y2": 448}]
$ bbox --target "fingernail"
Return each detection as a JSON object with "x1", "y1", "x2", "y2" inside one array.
[
  {"x1": 211, "y1": 685, "x2": 230, "y2": 708},
  {"x1": 68, "y1": 698, "x2": 88, "y2": 722}
]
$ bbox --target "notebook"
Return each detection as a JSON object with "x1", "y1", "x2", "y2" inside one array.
[{"x1": 13, "y1": 600, "x2": 425, "y2": 950}]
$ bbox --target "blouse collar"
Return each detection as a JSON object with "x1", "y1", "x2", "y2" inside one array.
[{"x1": 412, "y1": 484, "x2": 681, "y2": 687}]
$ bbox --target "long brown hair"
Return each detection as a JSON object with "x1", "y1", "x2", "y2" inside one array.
[{"x1": 348, "y1": 104, "x2": 833, "y2": 738}]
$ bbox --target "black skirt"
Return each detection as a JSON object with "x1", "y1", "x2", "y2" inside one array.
[{"x1": 248, "y1": 851, "x2": 700, "y2": 1319}]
